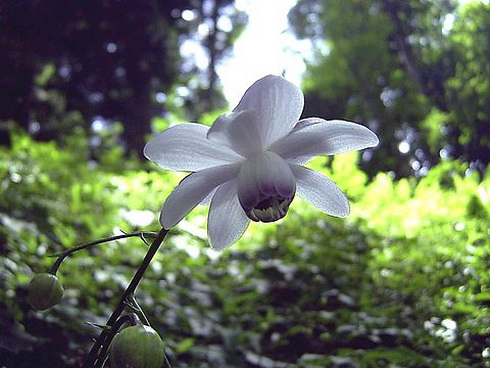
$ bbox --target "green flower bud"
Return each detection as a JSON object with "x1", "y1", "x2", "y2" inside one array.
[
  {"x1": 28, "y1": 273, "x2": 64, "y2": 311},
  {"x1": 109, "y1": 324, "x2": 165, "y2": 368}
]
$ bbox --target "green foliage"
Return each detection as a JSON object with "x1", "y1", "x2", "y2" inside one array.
[
  {"x1": 289, "y1": 0, "x2": 490, "y2": 176},
  {"x1": 420, "y1": 108, "x2": 450, "y2": 155},
  {"x1": 1, "y1": 132, "x2": 489, "y2": 367},
  {"x1": 445, "y1": 2, "x2": 490, "y2": 160}
]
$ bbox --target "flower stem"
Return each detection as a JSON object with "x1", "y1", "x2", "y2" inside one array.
[
  {"x1": 126, "y1": 294, "x2": 150, "y2": 326},
  {"x1": 50, "y1": 231, "x2": 157, "y2": 275},
  {"x1": 83, "y1": 228, "x2": 169, "y2": 367}
]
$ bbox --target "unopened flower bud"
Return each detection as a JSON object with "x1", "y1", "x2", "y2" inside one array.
[
  {"x1": 28, "y1": 273, "x2": 64, "y2": 311},
  {"x1": 109, "y1": 324, "x2": 165, "y2": 368}
]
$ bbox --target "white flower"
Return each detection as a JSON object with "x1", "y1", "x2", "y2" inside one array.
[{"x1": 144, "y1": 75, "x2": 379, "y2": 250}]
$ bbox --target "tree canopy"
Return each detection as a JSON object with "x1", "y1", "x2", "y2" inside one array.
[
  {"x1": 0, "y1": 0, "x2": 246, "y2": 154},
  {"x1": 289, "y1": 0, "x2": 490, "y2": 177}
]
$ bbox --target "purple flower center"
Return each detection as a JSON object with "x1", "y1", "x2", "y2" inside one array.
[{"x1": 247, "y1": 194, "x2": 294, "y2": 223}]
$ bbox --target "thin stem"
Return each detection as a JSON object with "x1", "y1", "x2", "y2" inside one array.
[
  {"x1": 110, "y1": 313, "x2": 138, "y2": 333},
  {"x1": 50, "y1": 231, "x2": 157, "y2": 275},
  {"x1": 126, "y1": 294, "x2": 150, "y2": 326},
  {"x1": 83, "y1": 228, "x2": 169, "y2": 368}
]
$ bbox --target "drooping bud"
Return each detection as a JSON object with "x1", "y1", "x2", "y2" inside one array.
[
  {"x1": 238, "y1": 151, "x2": 295, "y2": 222},
  {"x1": 28, "y1": 273, "x2": 64, "y2": 311},
  {"x1": 109, "y1": 324, "x2": 165, "y2": 368}
]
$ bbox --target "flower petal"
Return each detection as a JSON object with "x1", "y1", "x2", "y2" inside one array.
[
  {"x1": 207, "y1": 110, "x2": 263, "y2": 156},
  {"x1": 292, "y1": 165, "x2": 349, "y2": 217},
  {"x1": 144, "y1": 123, "x2": 242, "y2": 172},
  {"x1": 234, "y1": 75, "x2": 304, "y2": 148},
  {"x1": 200, "y1": 188, "x2": 217, "y2": 206},
  {"x1": 208, "y1": 179, "x2": 250, "y2": 250},
  {"x1": 160, "y1": 164, "x2": 240, "y2": 228},
  {"x1": 271, "y1": 118, "x2": 379, "y2": 164},
  {"x1": 237, "y1": 151, "x2": 296, "y2": 216}
]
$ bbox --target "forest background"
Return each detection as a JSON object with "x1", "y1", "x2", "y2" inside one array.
[{"x1": 0, "y1": 0, "x2": 489, "y2": 366}]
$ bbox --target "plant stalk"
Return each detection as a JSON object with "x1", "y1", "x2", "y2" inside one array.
[
  {"x1": 50, "y1": 231, "x2": 157, "y2": 275},
  {"x1": 83, "y1": 228, "x2": 169, "y2": 367}
]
